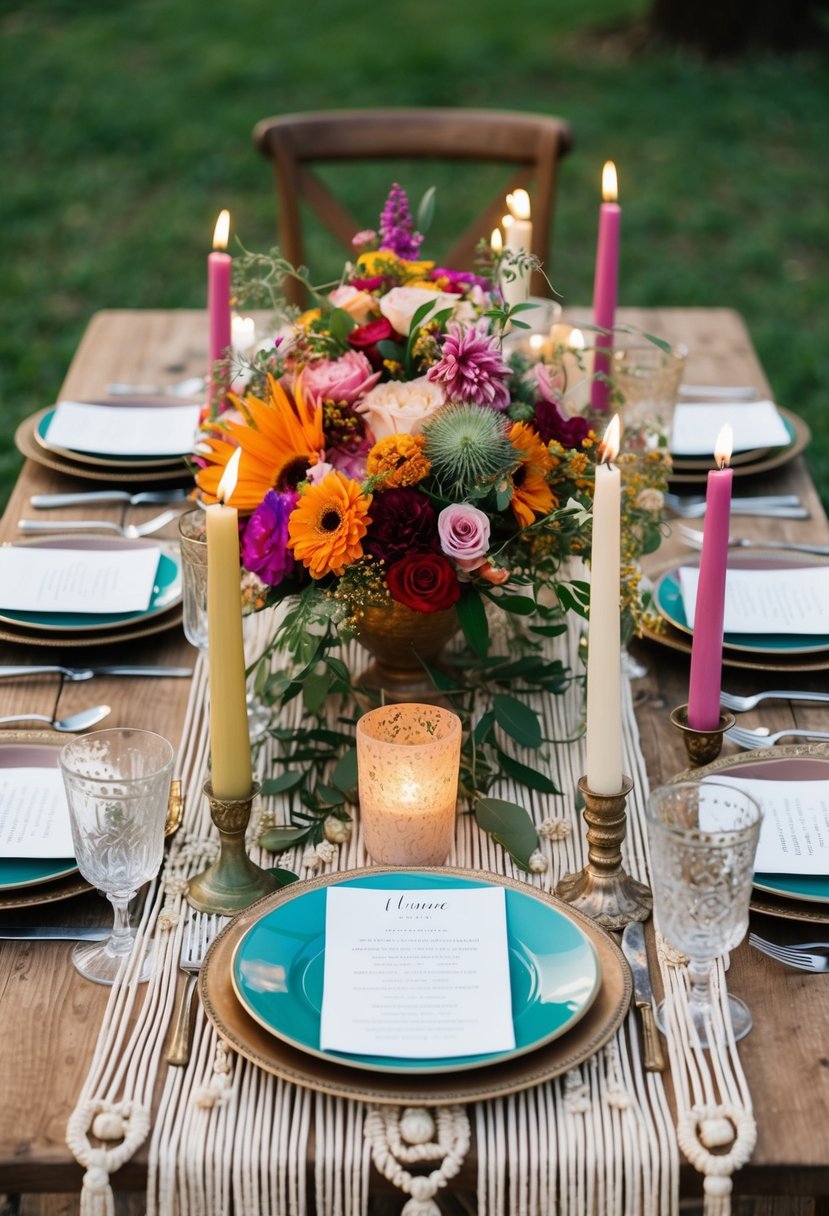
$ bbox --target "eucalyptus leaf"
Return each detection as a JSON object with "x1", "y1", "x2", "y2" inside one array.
[
  {"x1": 456, "y1": 588, "x2": 489, "y2": 658},
  {"x1": 259, "y1": 826, "x2": 309, "y2": 853},
  {"x1": 266, "y1": 867, "x2": 300, "y2": 888},
  {"x1": 491, "y1": 594, "x2": 536, "y2": 616},
  {"x1": 261, "y1": 771, "x2": 304, "y2": 796},
  {"x1": 474, "y1": 797, "x2": 539, "y2": 870},
  {"x1": 473, "y1": 709, "x2": 495, "y2": 745},
  {"x1": 493, "y1": 693, "x2": 543, "y2": 749},
  {"x1": 302, "y1": 669, "x2": 330, "y2": 715},
  {"x1": 416, "y1": 185, "x2": 436, "y2": 234},
  {"x1": 377, "y1": 338, "x2": 406, "y2": 363},
  {"x1": 331, "y1": 747, "x2": 358, "y2": 794},
  {"x1": 496, "y1": 749, "x2": 562, "y2": 794},
  {"x1": 316, "y1": 782, "x2": 345, "y2": 807}
]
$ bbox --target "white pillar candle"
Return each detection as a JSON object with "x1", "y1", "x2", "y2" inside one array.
[
  {"x1": 501, "y1": 189, "x2": 532, "y2": 307},
  {"x1": 585, "y1": 415, "x2": 623, "y2": 795}
]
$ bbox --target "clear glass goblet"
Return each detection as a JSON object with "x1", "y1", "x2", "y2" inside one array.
[
  {"x1": 646, "y1": 779, "x2": 762, "y2": 1047},
  {"x1": 59, "y1": 728, "x2": 175, "y2": 985},
  {"x1": 178, "y1": 507, "x2": 270, "y2": 740}
]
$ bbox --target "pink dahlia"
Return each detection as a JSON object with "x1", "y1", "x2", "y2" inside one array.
[{"x1": 427, "y1": 323, "x2": 511, "y2": 411}]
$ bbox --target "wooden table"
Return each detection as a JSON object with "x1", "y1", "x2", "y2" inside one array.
[{"x1": 1, "y1": 309, "x2": 828, "y2": 1209}]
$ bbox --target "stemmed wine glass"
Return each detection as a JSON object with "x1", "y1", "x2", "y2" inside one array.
[
  {"x1": 178, "y1": 507, "x2": 270, "y2": 740},
  {"x1": 646, "y1": 779, "x2": 762, "y2": 1047},
  {"x1": 59, "y1": 729, "x2": 175, "y2": 985}
]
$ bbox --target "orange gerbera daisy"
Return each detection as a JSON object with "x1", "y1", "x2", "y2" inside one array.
[
  {"x1": 288, "y1": 470, "x2": 372, "y2": 578},
  {"x1": 195, "y1": 375, "x2": 324, "y2": 511},
  {"x1": 509, "y1": 422, "x2": 556, "y2": 528}
]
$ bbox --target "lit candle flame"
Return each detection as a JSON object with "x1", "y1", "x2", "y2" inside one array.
[
  {"x1": 217, "y1": 447, "x2": 241, "y2": 504},
  {"x1": 714, "y1": 423, "x2": 733, "y2": 469},
  {"x1": 599, "y1": 414, "x2": 621, "y2": 464},
  {"x1": 501, "y1": 213, "x2": 514, "y2": 230},
  {"x1": 601, "y1": 161, "x2": 618, "y2": 203},
  {"x1": 212, "y1": 209, "x2": 230, "y2": 251},
  {"x1": 490, "y1": 227, "x2": 503, "y2": 254},
  {"x1": 529, "y1": 334, "x2": 546, "y2": 355},
  {"x1": 506, "y1": 188, "x2": 531, "y2": 221},
  {"x1": 568, "y1": 327, "x2": 585, "y2": 350}
]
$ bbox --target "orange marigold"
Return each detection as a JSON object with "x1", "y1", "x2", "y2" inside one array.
[
  {"x1": 288, "y1": 471, "x2": 372, "y2": 579},
  {"x1": 366, "y1": 433, "x2": 431, "y2": 488},
  {"x1": 509, "y1": 422, "x2": 556, "y2": 528}
]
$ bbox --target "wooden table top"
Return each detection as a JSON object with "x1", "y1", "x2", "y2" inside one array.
[{"x1": 0, "y1": 308, "x2": 827, "y2": 1201}]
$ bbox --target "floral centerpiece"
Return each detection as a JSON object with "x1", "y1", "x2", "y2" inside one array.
[{"x1": 194, "y1": 185, "x2": 669, "y2": 870}]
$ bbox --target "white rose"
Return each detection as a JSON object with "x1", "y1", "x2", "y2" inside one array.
[
  {"x1": 356, "y1": 376, "x2": 445, "y2": 441},
  {"x1": 328, "y1": 284, "x2": 378, "y2": 326},
  {"x1": 378, "y1": 286, "x2": 460, "y2": 336}
]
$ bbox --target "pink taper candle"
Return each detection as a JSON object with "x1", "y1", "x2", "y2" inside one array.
[
  {"x1": 590, "y1": 162, "x2": 621, "y2": 412},
  {"x1": 208, "y1": 209, "x2": 232, "y2": 410},
  {"x1": 687, "y1": 425, "x2": 734, "y2": 731}
]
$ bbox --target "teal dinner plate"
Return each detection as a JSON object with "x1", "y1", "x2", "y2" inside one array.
[
  {"x1": 0, "y1": 538, "x2": 181, "y2": 634},
  {"x1": 231, "y1": 871, "x2": 601, "y2": 1075},
  {"x1": 655, "y1": 551, "x2": 829, "y2": 657},
  {"x1": 37, "y1": 407, "x2": 188, "y2": 469},
  {"x1": 0, "y1": 740, "x2": 77, "y2": 889},
  {"x1": 752, "y1": 873, "x2": 829, "y2": 904}
]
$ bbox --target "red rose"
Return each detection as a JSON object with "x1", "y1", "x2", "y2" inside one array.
[
  {"x1": 348, "y1": 318, "x2": 395, "y2": 348},
  {"x1": 386, "y1": 553, "x2": 461, "y2": 614}
]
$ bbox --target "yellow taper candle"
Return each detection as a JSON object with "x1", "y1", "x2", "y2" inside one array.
[{"x1": 207, "y1": 448, "x2": 253, "y2": 799}]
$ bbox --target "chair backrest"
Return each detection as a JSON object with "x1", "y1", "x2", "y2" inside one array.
[{"x1": 253, "y1": 108, "x2": 573, "y2": 305}]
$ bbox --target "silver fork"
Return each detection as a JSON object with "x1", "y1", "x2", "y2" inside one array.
[
  {"x1": 721, "y1": 688, "x2": 829, "y2": 712},
  {"x1": 664, "y1": 493, "x2": 807, "y2": 520},
  {"x1": 31, "y1": 489, "x2": 190, "y2": 509},
  {"x1": 725, "y1": 725, "x2": 829, "y2": 749},
  {"x1": 17, "y1": 507, "x2": 185, "y2": 540},
  {"x1": 748, "y1": 933, "x2": 829, "y2": 973},
  {"x1": 167, "y1": 912, "x2": 222, "y2": 1066},
  {"x1": 676, "y1": 522, "x2": 829, "y2": 557}
]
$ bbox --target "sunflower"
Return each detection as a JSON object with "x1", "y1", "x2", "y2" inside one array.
[
  {"x1": 195, "y1": 374, "x2": 323, "y2": 511},
  {"x1": 288, "y1": 470, "x2": 372, "y2": 578},
  {"x1": 509, "y1": 422, "x2": 556, "y2": 528}
]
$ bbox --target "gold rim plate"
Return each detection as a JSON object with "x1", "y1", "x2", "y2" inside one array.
[
  {"x1": 15, "y1": 411, "x2": 191, "y2": 487},
  {"x1": 200, "y1": 867, "x2": 632, "y2": 1105},
  {"x1": 33, "y1": 406, "x2": 189, "y2": 469},
  {"x1": 668, "y1": 407, "x2": 809, "y2": 485}
]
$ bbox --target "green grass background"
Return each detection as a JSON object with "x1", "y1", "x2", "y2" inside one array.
[{"x1": 1, "y1": 0, "x2": 827, "y2": 510}]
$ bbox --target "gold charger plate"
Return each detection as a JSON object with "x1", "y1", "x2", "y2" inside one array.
[
  {"x1": 200, "y1": 867, "x2": 632, "y2": 1106},
  {"x1": 668, "y1": 406, "x2": 810, "y2": 486},
  {"x1": 15, "y1": 411, "x2": 191, "y2": 487},
  {"x1": 672, "y1": 743, "x2": 829, "y2": 924}
]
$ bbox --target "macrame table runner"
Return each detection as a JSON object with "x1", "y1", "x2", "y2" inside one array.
[{"x1": 66, "y1": 610, "x2": 756, "y2": 1216}]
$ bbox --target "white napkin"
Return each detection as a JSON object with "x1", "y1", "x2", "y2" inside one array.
[
  {"x1": 46, "y1": 401, "x2": 200, "y2": 457},
  {"x1": 671, "y1": 400, "x2": 790, "y2": 456},
  {"x1": 0, "y1": 546, "x2": 161, "y2": 614}
]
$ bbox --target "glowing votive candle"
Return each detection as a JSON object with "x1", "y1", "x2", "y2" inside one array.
[{"x1": 357, "y1": 703, "x2": 462, "y2": 865}]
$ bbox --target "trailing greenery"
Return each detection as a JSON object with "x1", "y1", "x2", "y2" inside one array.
[{"x1": 1, "y1": 1, "x2": 827, "y2": 511}]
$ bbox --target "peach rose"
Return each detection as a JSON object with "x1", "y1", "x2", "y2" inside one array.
[{"x1": 355, "y1": 376, "x2": 445, "y2": 441}]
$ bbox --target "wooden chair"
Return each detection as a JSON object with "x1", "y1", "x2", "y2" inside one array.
[{"x1": 253, "y1": 108, "x2": 573, "y2": 305}]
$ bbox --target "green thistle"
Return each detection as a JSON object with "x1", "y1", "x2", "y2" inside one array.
[{"x1": 422, "y1": 403, "x2": 516, "y2": 497}]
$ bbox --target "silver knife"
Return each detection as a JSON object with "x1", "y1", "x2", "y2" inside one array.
[
  {"x1": 0, "y1": 666, "x2": 192, "y2": 680},
  {"x1": 0, "y1": 927, "x2": 111, "y2": 941},
  {"x1": 620, "y1": 921, "x2": 666, "y2": 1072}
]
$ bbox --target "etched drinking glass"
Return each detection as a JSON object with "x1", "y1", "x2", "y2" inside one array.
[
  {"x1": 178, "y1": 507, "x2": 209, "y2": 652},
  {"x1": 612, "y1": 339, "x2": 688, "y2": 450},
  {"x1": 59, "y1": 729, "x2": 175, "y2": 985},
  {"x1": 646, "y1": 780, "x2": 762, "y2": 1047}
]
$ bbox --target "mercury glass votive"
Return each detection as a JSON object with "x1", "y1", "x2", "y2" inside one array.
[{"x1": 356, "y1": 703, "x2": 462, "y2": 866}]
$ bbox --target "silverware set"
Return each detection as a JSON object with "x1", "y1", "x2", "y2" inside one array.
[
  {"x1": 675, "y1": 522, "x2": 829, "y2": 556},
  {"x1": 725, "y1": 725, "x2": 829, "y2": 750},
  {"x1": 18, "y1": 506, "x2": 185, "y2": 539},
  {"x1": 0, "y1": 705, "x2": 112, "y2": 732},
  {"x1": 665, "y1": 493, "x2": 809, "y2": 520},
  {"x1": 30, "y1": 489, "x2": 189, "y2": 509},
  {"x1": 0, "y1": 665, "x2": 192, "y2": 682},
  {"x1": 748, "y1": 934, "x2": 829, "y2": 973},
  {"x1": 167, "y1": 912, "x2": 223, "y2": 1066}
]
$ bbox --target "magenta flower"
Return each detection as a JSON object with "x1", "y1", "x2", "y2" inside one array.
[
  {"x1": 437, "y1": 503, "x2": 491, "y2": 572},
  {"x1": 532, "y1": 365, "x2": 591, "y2": 446},
  {"x1": 378, "y1": 183, "x2": 423, "y2": 260},
  {"x1": 363, "y1": 488, "x2": 440, "y2": 567},
  {"x1": 427, "y1": 323, "x2": 511, "y2": 411},
  {"x1": 241, "y1": 490, "x2": 297, "y2": 587}
]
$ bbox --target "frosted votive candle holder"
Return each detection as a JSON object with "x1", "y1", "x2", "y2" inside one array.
[{"x1": 356, "y1": 703, "x2": 462, "y2": 866}]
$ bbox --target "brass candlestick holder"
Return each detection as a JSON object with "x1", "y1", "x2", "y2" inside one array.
[
  {"x1": 186, "y1": 780, "x2": 277, "y2": 915},
  {"x1": 555, "y1": 775, "x2": 652, "y2": 930},
  {"x1": 670, "y1": 703, "x2": 736, "y2": 767}
]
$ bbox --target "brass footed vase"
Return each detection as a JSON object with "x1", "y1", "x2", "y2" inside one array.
[
  {"x1": 187, "y1": 780, "x2": 277, "y2": 915},
  {"x1": 355, "y1": 601, "x2": 459, "y2": 705}
]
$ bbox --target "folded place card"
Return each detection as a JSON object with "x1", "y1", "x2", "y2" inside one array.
[
  {"x1": 671, "y1": 401, "x2": 791, "y2": 456},
  {"x1": 679, "y1": 565, "x2": 829, "y2": 635},
  {"x1": 0, "y1": 546, "x2": 161, "y2": 614},
  {"x1": 320, "y1": 886, "x2": 515, "y2": 1058},
  {"x1": 703, "y1": 775, "x2": 829, "y2": 876},
  {"x1": 46, "y1": 401, "x2": 201, "y2": 457},
  {"x1": 0, "y1": 769, "x2": 74, "y2": 858}
]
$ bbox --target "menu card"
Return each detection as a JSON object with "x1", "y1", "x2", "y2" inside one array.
[
  {"x1": 0, "y1": 546, "x2": 161, "y2": 615},
  {"x1": 0, "y1": 769, "x2": 73, "y2": 858},
  {"x1": 679, "y1": 566, "x2": 829, "y2": 635},
  {"x1": 320, "y1": 886, "x2": 515, "y2": 1058},
  {"x1": 702, "y1": 775, "x2": 829, "y2": 875},
  {"x1": 46, "y1": 401, "x2": 201, "y2": 457},
  {"x1": 671, "y1": 401, "x2": 790, "y2": 456}
]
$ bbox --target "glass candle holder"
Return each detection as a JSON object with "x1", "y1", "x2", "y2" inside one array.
[{"x1": 356, "y1": 703, "x2": 462, "y2": 866}]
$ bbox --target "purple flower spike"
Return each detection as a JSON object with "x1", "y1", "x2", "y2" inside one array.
[
  {"x1": 378, "y1": 183, "x2": 424, "y2": 260},
  {"x1": 426, "y1": 323, "x2": 511, "y2": 410},
  {"x1": 241, "y1": 489, "x2": 298, "y2": 587}
]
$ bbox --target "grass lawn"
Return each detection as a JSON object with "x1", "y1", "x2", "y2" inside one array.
[{"x1": 1, "y1": 0, "x2": 827, "y2": 510}]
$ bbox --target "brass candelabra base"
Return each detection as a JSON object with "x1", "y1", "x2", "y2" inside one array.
[
  {"x1": 670, "y1": 704, "x2": 736, "y2": 767},
  {"x1": 186, "y1": 780, "x2": 277, "y2": 915},
  {"x1": 555, "y1": 775, "x2": 652, "y2": 931}
]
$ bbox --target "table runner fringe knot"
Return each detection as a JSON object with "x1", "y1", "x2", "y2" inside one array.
[{"x1": 63, "y1": 609, "x2": 756, "y2": 1215}]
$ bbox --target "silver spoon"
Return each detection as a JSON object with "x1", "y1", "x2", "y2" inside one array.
[{"x1": 0, "y1": 705, "x2": 111, "y2": 732}]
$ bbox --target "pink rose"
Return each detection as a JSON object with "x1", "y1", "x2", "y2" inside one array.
[
  {"x1": 300, "y1": 351, "x2": 381, "y2": 408},
  {"x1": 356, "y1": 376, "x2": 445, "y2": 441},
  {"x1": 437, "y1": 503, "x2": 491, "y2": 572}
]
